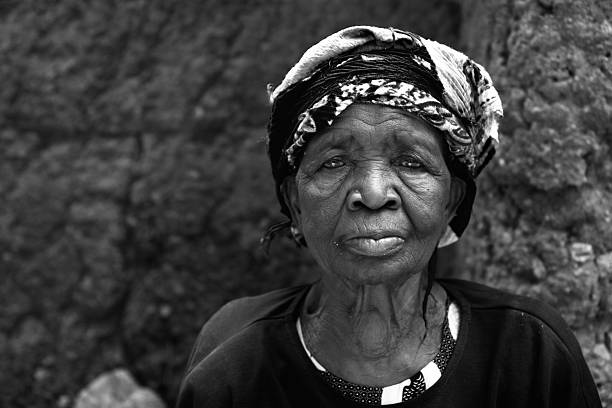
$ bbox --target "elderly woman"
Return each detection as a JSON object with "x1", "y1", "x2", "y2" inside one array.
[{"x1": 177, "y1": 26, "x2": 601, "y2": 407}]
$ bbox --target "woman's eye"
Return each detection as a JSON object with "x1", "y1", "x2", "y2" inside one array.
[
  {"x1": 322, "y1": 157, "x2": 345, "y2": 169},
  {"x1": 397, "y1": 157, "x2": 423, "y2": 169}
]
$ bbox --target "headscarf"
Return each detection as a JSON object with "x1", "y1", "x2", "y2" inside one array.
[{"x1": 265, "y1": 26, "x2": 503, "y2": 247}]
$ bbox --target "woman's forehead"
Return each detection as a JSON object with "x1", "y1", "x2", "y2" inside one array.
[{"x1": 308, "y1": 104, "x2": 444, "y2": 152}]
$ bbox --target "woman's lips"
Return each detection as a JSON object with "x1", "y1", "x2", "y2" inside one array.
[{"x1": 342, "y1": 236, "x2": 404, "y2": 257}]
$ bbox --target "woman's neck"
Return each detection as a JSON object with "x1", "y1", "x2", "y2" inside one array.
[{"x1": 300, "y1": 272, "x2": 447, "y2": 386}]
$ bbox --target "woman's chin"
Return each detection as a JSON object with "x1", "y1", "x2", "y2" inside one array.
[
  {"x1": 309, "y1": 240, "x2": 432, "y2": 285},
  {"x1": 329, "y1": 255, "x2": 423, "y2": 286}
]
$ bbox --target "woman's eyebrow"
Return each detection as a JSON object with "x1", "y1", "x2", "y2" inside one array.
[
  {"x1": 387, "y1": 131, "x2": 441, "y2": 157},
  {"x1": 308, "y1": 131, "x2": 354, "y2": 152}
]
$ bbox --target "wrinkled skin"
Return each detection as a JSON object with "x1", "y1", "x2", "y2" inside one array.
[
  {"x1": 284, "y1": 103, "x2": 466, "y2": 386},
  {"x1": 285, "y1": 103, "x2": 464, "y2": 286}
]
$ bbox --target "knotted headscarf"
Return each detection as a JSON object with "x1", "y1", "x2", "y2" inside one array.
[{"x1": 266, "y1": 26, "x2": 503, "y2": 247}]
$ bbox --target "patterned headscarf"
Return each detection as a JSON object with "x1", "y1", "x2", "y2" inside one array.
[{"x1": 266, "y1": 26, "x2": 503, "y2": 247}]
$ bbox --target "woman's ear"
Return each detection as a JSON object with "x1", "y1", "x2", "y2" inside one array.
[
  {"x1": 447, "y1": 176, "x2": 466, "y2": 220},
  {"x1": 281, "y1": 177, "x2": 302, "y2": 229}
]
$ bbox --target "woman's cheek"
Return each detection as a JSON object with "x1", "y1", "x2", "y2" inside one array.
[
  {"x1": 298, "y1": 170, "x2": 347, "y2": 212},
  {"x1": 297, "y1": 186, "x2": 344, "y2": 247},
  {"x1": 300, "y1": 192, "x2": 342, "y2": 232},
  {"x1": 310, "y1": 168, "x2": 350, "y2": 193},
  {"x1": 401, "y1": 181, "x2": 451, "y2": 233}
]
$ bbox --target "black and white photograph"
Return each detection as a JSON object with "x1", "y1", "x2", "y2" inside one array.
[{"x1": 1, "y1": 1, "x2": 610, "y2": 407}]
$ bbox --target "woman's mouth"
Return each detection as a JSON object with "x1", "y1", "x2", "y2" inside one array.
[{"x1": 342, "y1": 236, "x2": 405, "y2": 257}]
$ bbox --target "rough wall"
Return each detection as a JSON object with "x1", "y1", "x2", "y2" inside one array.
[
  {"x1": 460, "y1": 0, "x2": 612, "y2": 404},
  {"x1": 2, "y1": 1, "x2": 609, "y2": 406},
  {"x1": 0, "y1": 1, "x2": 462, "y2": 407}
]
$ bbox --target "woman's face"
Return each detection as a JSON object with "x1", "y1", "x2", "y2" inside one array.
[{"x1": 285, "y1": 103, "x2": 465, "y2": 285}]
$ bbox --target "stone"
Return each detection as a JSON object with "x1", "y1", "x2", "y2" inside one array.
[
  {"x1": 73, "y1": 369, "x2": 165, "y2": 408},
  {"x1": 119, "y1": 389, "x2": 167, "y2": 408},
  {"x1": 74, "y1": 369, "x2": 136, "y2": 408},
  {"x1": 597, "y1": 252, "x2": 612, "y2": 271},
  {"x1": 593, "y1": 343, "x2": 611, "y2": 361},
  {"x1": 569, "y1": 242, "x2": 595, "y2": 264},
  {"x1": 531, "y1": 257, "x2": 547, "y2": 280}
]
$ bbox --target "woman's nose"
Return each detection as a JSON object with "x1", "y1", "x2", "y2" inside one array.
[{"x1": 346, "y1": 168, "x2": 401, "y2": 211}]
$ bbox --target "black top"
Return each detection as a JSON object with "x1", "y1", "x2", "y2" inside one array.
[{"x1": 176, "y1": 279, "x2": 602, "y2": 408}]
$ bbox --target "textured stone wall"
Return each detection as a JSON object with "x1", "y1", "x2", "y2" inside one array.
[
  {"x1": 0, "y1": 1, "x2": 462, "y2": 407},
  {"x1": 3, "y1": 1, "x2": 609, "y2": 406},
  {"x1": 460, "y1": 0, "x2": 612, "y2": 404}
]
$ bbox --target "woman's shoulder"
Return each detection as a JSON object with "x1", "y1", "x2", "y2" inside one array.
[
  {"x1": 439, "y1": 278, "x2": 567, "y2": 326},
  {"x1": 439, "y1": 279, "x2": 601, "y2": 407},
  {"x1": 184, "y1": 284, "x2": 311, "y2": 374},
  {"x1": 438, "y1": 278, "x2": 575, "y2": 339},
  {"x1": 439, "y1": 280, "x2": 589, "y2": 375}
]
